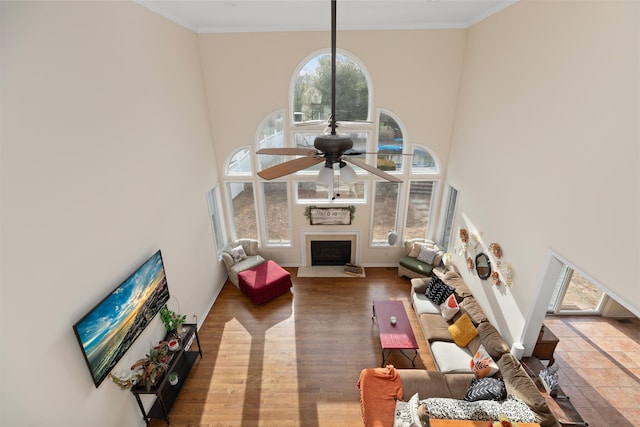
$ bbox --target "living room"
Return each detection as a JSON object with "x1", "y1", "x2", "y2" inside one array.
[{"x1": 1, "y1": 1, "x2": 637, "y2": 426}]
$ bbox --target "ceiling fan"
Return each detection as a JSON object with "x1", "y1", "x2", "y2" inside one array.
[{"x1": 256, "y1": 0, "x2": 402, "y2": 185}]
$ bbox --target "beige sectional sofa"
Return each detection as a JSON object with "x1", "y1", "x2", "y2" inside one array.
[{"x1": 359, "y1": 270, "x2": 561, "y2": 427}]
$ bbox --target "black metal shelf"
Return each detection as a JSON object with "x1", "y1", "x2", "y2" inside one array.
[{"x1": 131, "y1": 323, "x2": 202, "y2": 425}]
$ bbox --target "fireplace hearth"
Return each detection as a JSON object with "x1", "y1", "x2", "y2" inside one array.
[{"x1": 310, "y1": 240, "x2": 351, "y2": 266}]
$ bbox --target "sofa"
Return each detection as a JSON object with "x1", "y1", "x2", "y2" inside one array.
[
  {"x1": 220, "y1": 238, "x2": 266, "y2": 287},
  {"x1": 398, "y1": 239, "x2": 445, "y2": 279},
  {"x1": 358, "y1": 270, "x2": 560, "y2": 427}
]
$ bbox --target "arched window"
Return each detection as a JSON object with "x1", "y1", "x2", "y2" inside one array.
[
  {"x1": 411, "y1": 145, "x2": 439, "y2": 174},
  {"x1": 292, "y1": 51, "x2": 370, "y2": 124},
  {"x1": 226, "y1": 147, "x2": 252, "y2": 176},
  {"x1": 221, "y1": 50, "x2": 444, "y2": 246}
]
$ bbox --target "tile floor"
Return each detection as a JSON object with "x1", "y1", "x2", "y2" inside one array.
[{"x1": 543, "y1": 315, "x2": 640, "y2": 427}]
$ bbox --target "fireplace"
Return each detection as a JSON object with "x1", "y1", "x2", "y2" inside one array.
[
  {"x1": 303, "y1": 232, "x2": 358, "y2": 266},
  {"x1": 310, "y1": 240, "x2": 351, "y2": 266}
]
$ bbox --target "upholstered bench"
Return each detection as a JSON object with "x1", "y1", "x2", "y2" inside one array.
[{"x1": 238, "y1": 260, "x2": 292, "y2": 305}]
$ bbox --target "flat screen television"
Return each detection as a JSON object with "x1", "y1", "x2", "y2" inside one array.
[{"x1": 73, "y1": 250, "x2": 170, "y2": 387}]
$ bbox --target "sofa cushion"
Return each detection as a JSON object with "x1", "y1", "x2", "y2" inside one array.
[
  {"x1": 398, "y1": 370, "x2": 453, "y2": 400},
  {"x1": 448, "y1": 313, "x2": 478, "y2": 347},
  {"x1": 498, "y1": 353, "x2": 559, "y2": 427},
  {"x1": 476, "y1": 322, "x2": 511, "y2": 361},
  {"x1": 459, "y1": 297, "x2": 488, "y2": 325},
  {"x1": 411, "y1": 278, "x2": 430, "y2": 294},
  {"x1": 444, "y1": 373, "x2": 477, "y2": 400},
  {"x1": 399, "y1": 256, "x2": 435, "y2": 277},
  {"x1": 425, "y1": 277, "x2": 455, "y2": 306},
  {"x1": 420, "y1": 313, "x2": 454, "y2": 343},
  {"x1": 441, "y1": 271, "x2": 473, "y2": 299},
  {"x1": 464, "y1": 377, "x2": 507, "y2": 402},
  {"x1": 412, "y1": 292, "x2": 441, "y2": 316},
  {"x1": 422, "y1": 394, "x2": 536, "y2": 422},
  {"x1": 430, "y1": 341, "x2": 473, "y2": 373}
]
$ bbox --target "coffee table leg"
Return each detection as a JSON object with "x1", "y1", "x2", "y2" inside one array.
[
  {"x1": 381, "y1": 349, "x2": 387, "y2": 367},
  {"x1": 372, "y1": 303, "x2": 376, "y2": 321}
]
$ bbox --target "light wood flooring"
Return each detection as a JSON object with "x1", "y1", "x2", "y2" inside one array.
[{"x1": 148, "y1": 267, "x2": 435, "y2": 427}]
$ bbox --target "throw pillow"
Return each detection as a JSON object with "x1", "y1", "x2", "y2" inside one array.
[
  {"x1": 439, "y1": 294, "x2": 460, "y2": 321},
  {"x1": 471, "y1": 344, "x2": 499, "y2": 378},
  {"x1": 464, "y1": 377, "x2": 507, "y2": 402},
  {"x1": 230, "y1": 245, "x2": 248, "y2": 263},
  {"x1": 408, "y1": 242, "x2": 431, "y2": 257},
  {"x1": 394, "y1": 393, "x2": 422, "y2": 427},
  {"x1": 448, "y1": 313, "x2": 478, "y2": 347},
  {"x1": 417, "y1": 246, "x2": 438, "y2": 264},
  {"x1": 422, "y1": 394, "x2": 536, "y2": 422},
  {"x1": 425, "y1": 277, "x2": 455, "y2": 306}
]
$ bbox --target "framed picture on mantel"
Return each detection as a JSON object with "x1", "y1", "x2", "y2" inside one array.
[{"x1": 309, "y1": 207, "x2": 352, "y2": 225}]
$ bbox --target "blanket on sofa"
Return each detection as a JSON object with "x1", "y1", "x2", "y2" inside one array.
[{"x1": 357, "y1": 365, "x2": 403, "y2": 427}]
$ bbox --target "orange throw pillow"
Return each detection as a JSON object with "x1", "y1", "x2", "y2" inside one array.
[{"x1": 448, "y1": 313, "x2": 478, "y2": 347}]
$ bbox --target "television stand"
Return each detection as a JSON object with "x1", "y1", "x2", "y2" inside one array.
[{"x1": 131, "y1": 323, "x2": 202, "y2": 425}]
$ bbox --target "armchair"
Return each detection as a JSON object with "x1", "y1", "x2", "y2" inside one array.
[{"x1": 221, "y1": 239, "x2": 266, "y2": 287}]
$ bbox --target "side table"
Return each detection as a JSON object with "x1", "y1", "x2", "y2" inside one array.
[
  {"x1": 521, "y1": 357, "x2": 588, "y2": 427},
  {"x1": 532, "y1": 325, "x2": 559, "y2": 366}
]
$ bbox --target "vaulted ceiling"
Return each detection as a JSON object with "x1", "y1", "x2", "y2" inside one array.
[{"x1": 135, "y1": 0, "x2": 518, "y2": 33}]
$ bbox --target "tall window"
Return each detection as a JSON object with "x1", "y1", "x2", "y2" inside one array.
[
  {"x1": 262, "y1": 182, "x2": 291, "y2": 245},
  {"x1": 257, "y1": 111, "x2": 285, "y2": 172},
  {"x1": 377, "y1": 112, "x2": 404, "y2": 173},
  {"x1": 226, "y1": 181, "x2": 258, "y2": 241},
  {"x1": 206, "y1": 186, "x2": 225, "y2": 253},
  {"x1": 437, "y1": 184, "x2": 458, "y2": 251},
  {"x1": 371, "y1": 182, "x2": 399, "y2": 244},
  {"x1": 404, "y1": 181, "x2": 436, "y2": 240}
]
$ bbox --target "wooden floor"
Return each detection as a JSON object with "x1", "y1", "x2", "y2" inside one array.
[{"x1": 148, "y1": 267, "x2": 435, "y2": 427}]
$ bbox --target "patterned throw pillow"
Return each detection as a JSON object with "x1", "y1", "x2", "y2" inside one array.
[
  {"x1": 422, "y1": 394, "x2": 536, "y2": 422},
  {"x1": 471, "y1": 344, "x2": 499, "y2": 378},
  {"x1": 417, "y1": 245, "x2": 438, "y2": 264},
  {"x1": 425, "y1": 277, "x2": 455, "y2": 306},
  {"x1": 230, "y1": 245, "x2": 248, "y2": 263},
  {"x1": 394, "y1": 393, "x2": 422, "y2": 427},
  {"x1": 464, "y1": 377, "x2": 507, "y2": 402},
  {"x1": 439, "y1": 294, "x2": 459, "y2": 321}
]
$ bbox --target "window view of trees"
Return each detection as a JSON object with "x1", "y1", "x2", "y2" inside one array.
[
  {"x1": 372, "y1": 182, "x2": 399, "y2": 243},
  {"x1": 293, "y1": 54, "x2": 369, "y2": 123}
]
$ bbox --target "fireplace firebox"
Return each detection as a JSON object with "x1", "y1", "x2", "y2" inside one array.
[{"x1": 310, "y1": 240, "x2": 351, "y2": 266}]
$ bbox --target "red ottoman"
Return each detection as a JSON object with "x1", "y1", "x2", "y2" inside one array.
[{"x1": 238, "y1": 260, "x2": 292, "y2": 305}]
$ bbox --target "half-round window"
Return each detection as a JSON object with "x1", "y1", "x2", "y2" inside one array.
[
  {"x1": 226, "y1": 147, "x2": 252, "y2": 175},
  {"x1": 411, "y1": 145, "x2": 439, "y2": 174}
]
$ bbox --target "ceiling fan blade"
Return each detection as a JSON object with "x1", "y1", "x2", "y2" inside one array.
[
  {"x1": 257, "y1": 148, "x2": 318, "y2": 156},
  {"x1": 344, "y1": 157, "x2": 402, "y2": 183},
  {"x1": 257, "y1": 156, "x2": 324, "y2": 180}
]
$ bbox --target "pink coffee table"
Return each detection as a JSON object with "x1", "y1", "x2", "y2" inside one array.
[{"x1": 372, "y1": 300, "x2": 419, "y2": 367}]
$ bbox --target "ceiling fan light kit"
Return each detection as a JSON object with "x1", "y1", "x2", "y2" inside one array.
[{"x1": 255, "y1": 0, "x2": 402, "y2": 188}]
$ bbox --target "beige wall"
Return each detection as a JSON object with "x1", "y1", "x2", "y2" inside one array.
[
  {"x1": 1, "y1": 2, "x2": 222, "y2": 425},
  {"x1": 198, "y1": 29, "x2": 467, "y2": 265},
  {"x1": 446, "y1": 0, "x2": 639, "y2": 350}
]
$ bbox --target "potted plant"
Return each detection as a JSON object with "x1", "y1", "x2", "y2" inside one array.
[
  {"x1": 109, "y1": 341, "x2": 172, "y2": 391},
  {"x1": 160, "y1": 305, "x2": 187, "y2": 336},
  {"x1": 169, "y1": 372, "x2": 179, "y2": 386}
]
